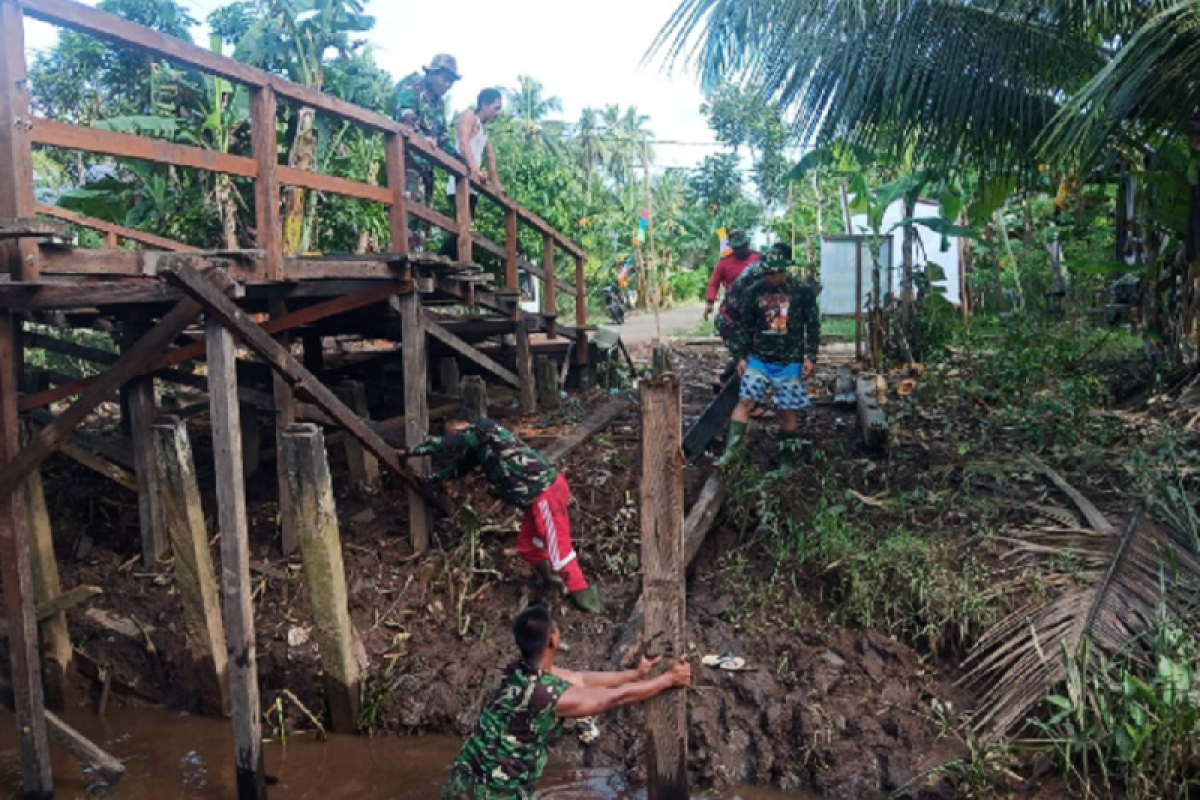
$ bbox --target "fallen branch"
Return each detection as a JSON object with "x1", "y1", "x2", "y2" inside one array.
[
  {"x1": 47, "y1": 710, "x2": 125, "y2": 785},
  {"x1": 1024, "y1": 454, "x2": 1116, "y2": 535}
]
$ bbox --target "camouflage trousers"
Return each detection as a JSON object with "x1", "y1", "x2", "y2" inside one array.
[
  {"x1": 441, "y1": 766, "x2": 531, "y2": 800},
  {"x1": 406, "y1": 166, "x2": 434, "y2": 252}
]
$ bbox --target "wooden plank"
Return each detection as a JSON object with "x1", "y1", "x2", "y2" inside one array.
[
  {"x1": 164, "y1": 264, "x2": 448, "y2": 513},
  {"x1": 0, "y1": 280, "x2": 186, "y2": 309},
  {"x1": 0, "y1": 585, "x2": 103, "y2": 641},
  {"x1": 0, "y1": 310, "x2": 53, "y2": 794},
  {"x1": 400, "y1": 291, "x2": 432, "y2": 553},
  {"x1": 385, "y1": 133, "x2": 410, "y2": 252},
  {"x1": 123, "y1": 317, "x2": 169, "y2": 565},
  {"x1": 541, "y1": 399, "x2": 633, "y2": 465},
  {"x1": 575, "y1": 254, "x2": 587, "y2": 329},
  {"x1": 542, "y1": 234, "x2": 557, "y2": 339},
  {"x1": 504, "y1": 208, "x2": 519, "y2": 291},
  {"x1": 638, "y1": 375, "x2": 688, "y2": 800},
  {"x1": 856, "y1": 374, "x2": 887, "y2": 449},
  {"x1": 269, "y1": 296, "x2": 298, "y2": 555},
  {"x1": 408, "y1": 201, "x2": 458, "y2": 235},
  {"x1": 152, "y1": 416, "x2": 229, "y2": 718},
  {"x1": 0, "y1": 298, "x2": 202, "y2": 511},
  {"x1": 424, "y1": 318, "x2": 521, "y2": 388},
  {"x1": 277, "y1": 165, "x2": 392, "y2": 206},
  {"x1": 250, "y1": 87, "x2": 283, "y2": 281},
  {"x1": 455, "y1": 176, "x2": 473, "y2": 263},
  {"x1": 337, "y1": 381, "x2": 378, "y2": 488},
  {"x1": 27, "y1": 409, "x2": 134, "y2": 469},
  {"x1": 28, "y1": 420, "x2": 136, "y2": 491},
  {"x1": 535, "y1": 356, "x2": 560, "y2": 411},
  {"x1": 0, "y1": 218, "x2": 70, "y2": 240},
  {"x1": 515, "y1": 314, "x2": 537, "y2": 414},
  {"x1": 32, "y1": 118, "x2": 259, "y2": 178},
  {"x1": 281, "y1": 424, "x2": 360, "y2": 732},
  {"x1": 204, "y1": 315, "x2": 266, "y2": 800},
  {"x1": 46, "y1": 711, "x2": 125, "y2": 785},
  {"x1": 682, "y1": 377, "x2": 740, "y2": 463},
  {"x1": 36, "y1": 204, "x2": 192, "y2": 251},
  {"x1": 0, "y1": 1, "x2": 39, "y2": 282}
]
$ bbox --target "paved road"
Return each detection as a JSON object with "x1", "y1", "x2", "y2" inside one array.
[{"x1": 602, "y1": 303, "x2": 707, "y2": 346}]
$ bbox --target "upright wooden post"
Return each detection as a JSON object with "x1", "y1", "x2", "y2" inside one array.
[
  {"x1": 123, "y1": 318, "x2": 169, "y2": 565},
  {"x1": 385, "y1": 133, "x2": 411, "y2": 253},
  {"x1": 0, "y1": 310, "x2": 53, "y2": 798},
  {"x1": 153, "y1": 416, "x2": 230, "y2": 718},
  {"x1": 535, "y1": 356, "x2": 560, "y2": 411},
  {"x1": 439, "y1": 357, "x2": 462, "y2": 397},
  {"x1": 103, "y1": 231, "x2": 119, "y2": 249},
  {"x1": 0, "y1": 0, "x2": 38, "y2": 282},
  {"x1": 22, "y1": 424, "x2": 75, "y2": 711},
  {"x1": 455, "y1": 176, "x2": 473, "y2": 264},
  {"x1": 515, "y1": 314, "x2": 537, "y2": 414},
  {"x1": 574, "y1": 254, "x2": 589, "y2": 367},
  {"x1": 542, "y1": 234, "x2": 557, "y2": 339},
  {"x1": 240, "y1": 402, "x2": 262, "y2": 479},
  {"x1": 250, "y1": 86, "x2": 283, "y2": 281},
  {"x1": 336, "y1": 381, "x2": 379, "y2": 488},
  {"x1": 400, "y1": 292, "x2": 431, "y2": 553},
  {"x1": 460, "y1": 376, "x2": 488, "y2": 422},
  {"x1": 281, "y1": 424, "x2": 360, "y2": 733},
  {"x1": 652, "y1": 345, "x2": 672, "y2": 377},
  {"x1": 269, "y1": 296, "x2": 298, "y2": 555},
  {"x1": 504, "y1": 208, "x2": 519, "y2": 290},
  {"x1": 206, "y1": 317, "x2": 266, "y2": 800},
  {"x1": 639, "y1": 375, "x2": 688, "y2": 800},
  {"x1": 301, "y1": 329, "x2": 324, "y2": 375}
]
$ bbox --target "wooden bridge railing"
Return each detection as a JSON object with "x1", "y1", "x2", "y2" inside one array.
[{"x1": 3, "y1": 0, "x2": 588, "y2": 329}]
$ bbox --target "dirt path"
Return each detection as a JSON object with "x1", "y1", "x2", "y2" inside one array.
[{"x1": 608, "y1": 303, "x2": 705, "y2": 346}]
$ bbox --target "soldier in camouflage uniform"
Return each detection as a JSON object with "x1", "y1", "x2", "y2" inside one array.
[
  {"x1": 395, "y1": 54, "x2": 459, "y2": 252},
  {"x1": 442, "y1": 604, "x2": 692, "y2": 799},
  {"x1": 401, "y1": 415, "x2": 604, "y2": 613},
  {"x1": 719, "y1": 249, "x2": 821, "y2": 472}
]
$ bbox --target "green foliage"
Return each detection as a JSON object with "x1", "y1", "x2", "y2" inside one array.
[{"x1": 701, "y1": 83, "x2": 789, "y2": 208}]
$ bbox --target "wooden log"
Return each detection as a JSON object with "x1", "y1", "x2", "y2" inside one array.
[
  {"x1": 400, "y1": 291, "x2": 432, "y2": 553},
  {"x1": 515, "y1": 315, "x2": 537, "y2": 414},
  {"x1": 0, "y1": 586, "x2": 103, "y2": 641},
  {"x1": 638, "y1": 375, "x2": 688, "y2": 800},
  {"x1": 0, "y1": 2, "x2": 39, "y2": 283},
  {"x1": 337, "y1": 381, "x2": 379, "y2": 488},
  {"x1": 682, "y1": 377, "x2": 740, "y2": 463},
  {"x1": 269, "y1": 296, "x2": 298, "y2": 555},
  {"x1": 205, "y1": 316, "x2": 266, "y2": 800},
  {"x1": 385, "y1": 133, "x2": 410, "y2": 252},
  {"x1": 21, "y1": 426, "x2": 76, "y2": 709},
  {"x1": 541, "y1": 399, "x2": 633, "y2": 465},
  {"x1": 460, "y1": 376, "x2": 488, "y2": 423},
  {"x1": 46, "y1": 710, "x2": 125, "y2": 785},
  {"x1": 153, "y1": 416, "x2": 230, "y2": 718},
  {"x1": 281, "y1": 424, "x2": 360, "y2": 733},
  {"x1": 439, "y1": 357, "x2": 461, "y2": 397},
  {"x1": 122, "y1": 317, "x2": 169, "y2": 565},
  {"x1": 425, "y1": 318, "x2": 521, "y2": 388},
  {"x1": 250, "y1": 86, "x2": 283, "y2": 281},
  {"x1": 652, "y1": 345, "x2": 672, "y2": 377},
  {"x1": 856, "y1": 374, "x2": 888, "y2": 449},
  {"x1": 535, "y1": 356, "x2": 560, "y2": 411},
  {"x1": 455, "y1": 176, "x2": 473, "y2": 264}
]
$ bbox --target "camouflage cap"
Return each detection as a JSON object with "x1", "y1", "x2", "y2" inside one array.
[
  {"x1": 728, "y1": 230, "x2": 750, "y2": 249},
  {"x1": 424, "y1": 54, "x2": 461, "y2": 80},
  {"x1": 762, "y1": 250, "x2": 793, "y2": 273}
]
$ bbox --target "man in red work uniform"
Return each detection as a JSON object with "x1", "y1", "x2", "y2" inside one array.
[{"x1": 703, "y1": 230, "x2": 760, "y2": 322}]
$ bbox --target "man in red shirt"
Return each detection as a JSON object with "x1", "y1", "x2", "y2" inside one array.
[{"x1": 704, "y1": 230, "x2": 760, "y2": 321}]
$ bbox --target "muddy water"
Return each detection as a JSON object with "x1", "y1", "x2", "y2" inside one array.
[{"x1": 0, "y1": 710, "x2": 820, "y2": 799}]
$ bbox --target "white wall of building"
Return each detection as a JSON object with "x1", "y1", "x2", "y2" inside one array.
[{"x1": 850, "y1": 198, "x2": 962, "y2": 304}]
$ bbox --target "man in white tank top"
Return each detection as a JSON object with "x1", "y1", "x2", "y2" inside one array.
[{"x1": 441, "y1": 88, "x2": 504, "y2": 259}]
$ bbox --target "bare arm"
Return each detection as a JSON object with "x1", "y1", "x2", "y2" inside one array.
[
  {"x1": 555, "y1": 656, "x2": 690, "y2": 720},
  {"x1": 552, "y1": 656, "x2": 658, "y2": 689}
]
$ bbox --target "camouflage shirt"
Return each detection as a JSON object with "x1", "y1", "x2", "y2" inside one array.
[
  {"x1": 411, "y1": 418, "x2": 557, "y2": 509},
  {"x1": 727, "y1": 275, "x2": 821, "y2": 364},
  {"x1": 441, "y1": 660, "x2": 570, "y2": 800},
  {"x1": 395, "y1": 72, "x2": 451, "y2": 151},
  {"x1": 715, "y1": 260, "x2": 770, "y2": 345}
]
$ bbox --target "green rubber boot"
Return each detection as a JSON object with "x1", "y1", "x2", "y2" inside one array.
[
  {"x1": 717, "y1": 421, "x2": 748, "y2": 467},
  {"x1": 535, "y1": 561, "x2": 567, "y2": 595},
  {"x1": 777, "y1": 431, "x2": 801, "y2": 475},
  {"x1": 569, "y1": 587, "x2": 605, "y2": 614}
]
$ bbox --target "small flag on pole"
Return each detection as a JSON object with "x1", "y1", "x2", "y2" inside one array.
[{"x1": 717, "y1": 226, "x2": 730, "y2": 257}]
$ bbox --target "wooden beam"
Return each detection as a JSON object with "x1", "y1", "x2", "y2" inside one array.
[
  {"x1": 28, "y1": 420, "x2": 136, "y2": 491},
  {"x1": 439, "y1": 357, "x2": 461, "y2": 397},
  {"x1": 0, "y1": 280, "x2": 186, "y2": 310},
  {"x1": 504, "y1": 208, "x2": 519, "y2": 291},
  {"x1": 0, "y1": 1, "x2": 39, "y2": 282},
  {"x1": 385, "y1": 133, "x2": 410, "y2": 252},
  {"x1": 0, "y1": 298, "x2": 202, "y2": 519},
  {"x1": 0, "y1": 218, "x2": 70, "y2": 240},
  {"x1": 515, "y1": 314, "x2": 537, "y2": 414},
  {"x1": 32, "y1": 118, "x2": 259, "y2": 178},
  {"x1": 535, "y1": 356, "x2": 560, "y2": 411},
  {"x1": 122, "y1": 317, "x2": 169, "y2": 565},
  {"x1": 541, "y1": 399, "x2": 633, "y2": 465},
  {"x1": 36, "y1": 204, "x2": 192, "y2": 251},
  {"x1": 455, "y1": 176, "x2": 473, "y2": 263},
  {"x1": 400, "y1": 292, "x2": 432, "y2": 553},
  {"x1": 424, "y1": 319, "x2": 521, "y2": 388},
  {"x1": 0, "y1": 586, "x2": 103, "y2": 641},
  {"x1": 269, "y1": 297, "x2": 298, "y2": 555},
  {"x1": 163, "y1": 264, "x2": 448, "y2": 513},
  {"x1": 205, "y1": 315, "x2": 266, "y2": 800},
  {"x1": 638, "y1": 375, "x2": 688, "y2": 800},
  {"x1": 336, "y1": 381, "x2": 378, "y2": 489},
  {"x1": 542, "y1": 234, "x2": 557, "y2": 339},
  {"x1": 250, "y1": 87, "x2": 283, "y2": 281},
  {"x1": 277, "y1": 164, "x2": 392, "y2": 205}
]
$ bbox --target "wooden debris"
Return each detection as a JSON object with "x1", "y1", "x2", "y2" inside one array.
[
  {"x1": 857, "y1": 374, "x2": 888, "y2": 449},
  {"x1": 541, "y1": 399, "x2": 634, "y2": 465},
  {"x1": 0, "y1": 586, "x2": 103, "y2": 641},
  {"x1": 46, "y1": 711, "x2": 125, "y2": 785}
]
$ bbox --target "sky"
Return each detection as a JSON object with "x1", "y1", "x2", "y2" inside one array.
[{"x1": 20, "y1": 0, "x2": 725, "y2": 172}]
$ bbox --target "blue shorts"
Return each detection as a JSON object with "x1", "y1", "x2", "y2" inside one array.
[{"x1": 739, "y1": 356, "x2": 811, "y2": 411}]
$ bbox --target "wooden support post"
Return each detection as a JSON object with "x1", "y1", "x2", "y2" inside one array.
[
  {"x1": 269, "y1": 296, "x2": 298, "y2": 555},
  {"x1": 652, "y1": 345, "x2": 671, "y2": 377},
  {"x1": 857, "y1": 374, "x2": 888, "y2": 450},
  {"x1": 385, "y1": 133, "x2": 410, "y2": 253},
  {"x1": 103, "y1": 231, "x2": 119, "y2": 249},
  {"x1": 455, "y1": 176, "x2": 473, "y2": 264},
  {"x1": 461, "y1": 376, "x2": 488, "y2": 422},
  {"x1": 240, "y1": 402, "x2": 262, "y2": 479},
  {"x1": 515, "y1": 314, "x2": 537, "y2": 414},
  {"x1": 574, "y1": 255, "x2": 589, "y2": 367},
  {"x1": 0, "y1": 0, "x2": 38, "y2": 283},
  {"x1": 281, "y1": 424, "x2": 360, "y2": 733},
  {"x1": 250, "y1": 86, "x2": 283, "y2": 281},
  {"x1": 400, "y1": 291, "x2": 431, "y2": 553},
  {"x1": 439, "y1": 357, "x2": 461, "y2": 397},
  {"x1": 0, "y1": 310, "x2": 53, "y2": 798},
  {"x1": 639, "y1": 375, "x2": 688, "y2": 800},
  {"x1": 535, "y1": 356, "x2": 560, "y2": 411},
  {"x1": 425, "y1": 319, "x2": 522, "y2": 388},
  {"x1": 22, "y1": 423, "x2": 75, "y2": 710},
  {"x1": 337, "y1": 381, "x2": 379, "y2": 488},
  {"x1": 153, "y1": 416, "x2": 230, "y2": 718},
  {"x1": 542, "y1": 234, "x2": 557, "y2": 339},
  {"x1": 504, "y1": 208, "x2": 519, "y2": 290},
  {"x1": 301, "y1": 329, "x2": 324, "y2": 375},
  {"x1": 123, "y1": 318, "x2": 169, "y2": 565},
  {"x1": 205, "y1": 317, "x2": 266, "y2": 800}
]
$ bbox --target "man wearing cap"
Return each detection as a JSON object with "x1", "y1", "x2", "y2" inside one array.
[
  {"x1": 719, "y1": 249, "x2": 820, "y2": 472},
  {"x1": 703, "y1": 230, "x2": 760, "y2": 322},
  {"x1": 395, "y1": 54, "x2": 460, "y2": 251}
]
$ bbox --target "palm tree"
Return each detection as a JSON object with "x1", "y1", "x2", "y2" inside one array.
[
  {"x1": 574, "y1": 107, "x2": 609, "y2": 184},
  {"x1": 505, "y1": 76, "x2": 565, "y2": 152},
  {"x1": 602, "y1": 105, "x2": 655, "y2": 187}
]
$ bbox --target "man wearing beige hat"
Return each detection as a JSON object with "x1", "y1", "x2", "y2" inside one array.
[{"x1": 395, "y1": 54, "x2": 460, "y2": 251}]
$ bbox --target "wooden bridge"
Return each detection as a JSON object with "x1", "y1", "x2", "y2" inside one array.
[{"x1": 0, "y1": 0, "x2": 595, "y2": 795}]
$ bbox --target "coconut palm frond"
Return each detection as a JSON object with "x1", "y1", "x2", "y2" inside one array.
[
  {"x1": 1041, "y1": 0, "x2": 1200, "y2": 170},
  {"x1": 963, "y1": 508, "x2": 1200, "y2": 738}
]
